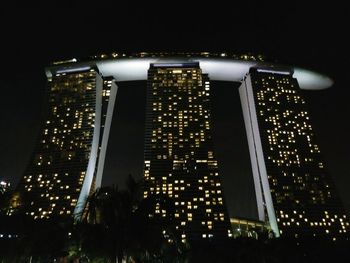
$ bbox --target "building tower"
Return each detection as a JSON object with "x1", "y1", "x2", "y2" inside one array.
[
  {"x1": 16, "y1": 67, "x2": 117, "y2": 219},
  {"x1": 143, "y1": 63, "x2": 232, "y2": 242},
  {"x1": 240, "y1": 67, "x2": 349, "y2": 239}
]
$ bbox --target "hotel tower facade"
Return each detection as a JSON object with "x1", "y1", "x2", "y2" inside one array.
[
  {"x1": 240, "y1": 67, "x2": 348, "y2": 239},
  {"x1": 143, "y1": 63, "x2": 232, "y2": 241}
]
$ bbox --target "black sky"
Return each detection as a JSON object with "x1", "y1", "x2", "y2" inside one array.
[{"x1": 0, "y1": 3, "x2": 349, "y2": 217}]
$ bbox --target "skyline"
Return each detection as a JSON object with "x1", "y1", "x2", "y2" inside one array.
[
  {"x1": 0, "y1": 4, "x2": 349, "y2": 218},
  {"x1": 9, "y1": 53, "x2": 349, "y2": 240},
  {"x1": 3, "y1": 53, "x2": 350, "y2": 221}
]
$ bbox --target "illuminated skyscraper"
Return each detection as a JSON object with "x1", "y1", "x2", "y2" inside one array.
[
  {"x1": 240, "y1": 67, "x2": 349, "y2": 239},
  {"x1": 16, "y1": 67, "x2": 117, "y2": 219},
  {"x1": 143, "y1": 63, "x2": 232, "y2": 241}
]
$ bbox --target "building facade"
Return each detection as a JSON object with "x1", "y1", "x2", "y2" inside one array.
[
  {"x1": 239, "y1": 67, "x2": 349, "y2": 239},
  {"x1": 143, "y1": 63, "x2": 232, "y2": 241},
  {"x1": 14, "y1": 53, "x2": 348, "y2": 240},
  {"x1": 16, "y1": 67, "x2": 117, "y2": 219}
]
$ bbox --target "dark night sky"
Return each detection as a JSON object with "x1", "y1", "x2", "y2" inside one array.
[{"x1": 0, "y1": 3, "x2": 349, "y2": 218}]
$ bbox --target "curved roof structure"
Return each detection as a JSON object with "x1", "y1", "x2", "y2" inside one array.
[{"x1": 47, "y1": 54, "x2": 333, "y2": 90}]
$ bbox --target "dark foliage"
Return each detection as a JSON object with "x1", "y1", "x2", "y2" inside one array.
[{"x1": 1, "y1": 176, "x2": 349, "y2": 262}]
